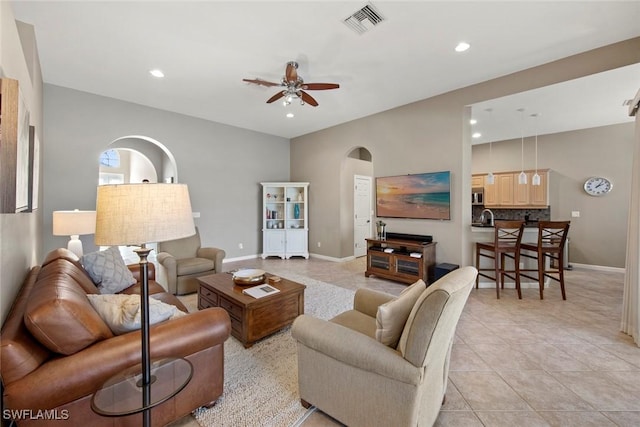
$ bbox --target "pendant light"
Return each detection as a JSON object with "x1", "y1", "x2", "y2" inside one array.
[
  {"x1": 485, "y1": 108, "x2": 495, "y2": 184},
  {"x1": 531, "y1": 113, "x2": 541, "y2": 186},
  {"x1": 517, "y1": 108, "x2": 527, "y2": 185}
]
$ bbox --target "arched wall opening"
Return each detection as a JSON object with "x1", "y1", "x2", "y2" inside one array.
[
  {"x1": 340, "y1": 146, "x2": 374, "y2": 259},
  {"x1": 96, "y1": 135, "x2": 180, "y2": 268}
]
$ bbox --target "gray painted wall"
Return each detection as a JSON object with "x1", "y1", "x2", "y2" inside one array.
[
  {"x1": 42, "y1": 85, "x2": 290, "y2": 259},
  {"x1": 291, "y1": 38, "x2": 640, "y2": 268},
  {"x1": 0, "y1": 8, "x2": 44, "y2": 323},
  {"x1": 472, "y1": 123, "x2": 634, "y2": 268}
]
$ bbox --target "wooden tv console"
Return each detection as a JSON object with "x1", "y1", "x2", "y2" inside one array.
[{"x1": 365, "y1": 238, "x2": 437, "y2": 285}]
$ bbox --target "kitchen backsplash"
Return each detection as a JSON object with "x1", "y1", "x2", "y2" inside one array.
[{"x1": 472, "y1": 207, "x2": 550, "y2": 223}]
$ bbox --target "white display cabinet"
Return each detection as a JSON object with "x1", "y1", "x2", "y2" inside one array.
[{"x1": 261, "y1": 182, "x2": 309, "y2": 259}]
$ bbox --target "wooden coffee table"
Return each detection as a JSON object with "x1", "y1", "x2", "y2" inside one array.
[{"x1": 197, "y1": 272, "x2": 305, "y2": 348}]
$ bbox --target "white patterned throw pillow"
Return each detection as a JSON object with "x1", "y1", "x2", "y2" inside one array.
[
  {"x1": 81, "y1": 246, "x2": 137, "y2": 294},
  {"x1": 87, "y1": 294, "x2": 186, "y2": 335}
]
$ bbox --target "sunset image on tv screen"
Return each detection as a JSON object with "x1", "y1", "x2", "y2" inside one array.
[{"x1": 376, "y1": 171, "x2": 450, "y2": 220}]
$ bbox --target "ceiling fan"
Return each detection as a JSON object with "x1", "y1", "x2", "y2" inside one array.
[{"x1": 243, "y1": 61, "x2": 339, "y2": 107}]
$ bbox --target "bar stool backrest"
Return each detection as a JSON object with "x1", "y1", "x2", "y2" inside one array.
[
  {"x1": 536, "y1": 221, "x2": 570, "y2": 251},
  {"x1": 493, "y1": 220, "x2": 525, "y2": 247}
]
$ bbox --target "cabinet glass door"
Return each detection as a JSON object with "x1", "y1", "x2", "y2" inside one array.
[
  {"x1": 396, "y1": 258, "x2": 420, "y2": 277},
  {"x1": 369, "y1": 254, "x2": 391, "y2": 271}
]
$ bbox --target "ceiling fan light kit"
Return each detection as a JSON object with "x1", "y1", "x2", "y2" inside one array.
[{"x1": 243, "y1": 61, "x2": 339, "y2": 107}]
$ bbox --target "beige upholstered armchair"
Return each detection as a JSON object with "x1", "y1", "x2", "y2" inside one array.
[
  {"x1": 156, "y1": 227, "x2": 225, "y2": 295},
  {"x1": 291, "y1": 266, "x2": 477, "y2": 427}
]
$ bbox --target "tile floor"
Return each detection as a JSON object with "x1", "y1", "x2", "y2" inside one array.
[{"x1": 173, "y1": 257, "x2": 640, "y2": 427}]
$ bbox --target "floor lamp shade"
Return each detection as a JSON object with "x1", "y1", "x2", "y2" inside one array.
[
  {"x1": 94, "y1": 183, "x2": 195, "y2": 246},
  {"x1": 92, "y1": 183, "x2": 195, "y2": 426},
  {"x1": 52, "y1": 210, "x2": 97, "y2": 257}
]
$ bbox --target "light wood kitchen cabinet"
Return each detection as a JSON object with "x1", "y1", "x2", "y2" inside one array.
[
  {"x1": 471, "y1": 175, "x2": 484, "y2": 188},
  {"x1": 475, "y1": 170, "x2": 549, "y2": 208},
  {"x1": 529, "y1": 171, "x2": 548, "y2": 206},
  {"x1": 496, "y1": 173, "x2": 514, "y2": 206},
  {"x1": 483, "y1": 175, "x2": 497, "y2": 205},
  {"x1": 514, "y1": 173, "x2": 530, "y2": 206}
]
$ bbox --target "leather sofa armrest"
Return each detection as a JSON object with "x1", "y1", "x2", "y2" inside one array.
[
  {"x1": 291, "y1": 315, "x2": 420, "y2": 385},
  {"x1": 5, "y1": 308, "x2": 231, "y2": 410},
  {"x1": 353, "y1": 288, "x2": 396, "y2": 318},
  {"x1": 197, "y1": 247, "x2": 226, "y2": 273},
  {"x1": 128, "y1": 262, "x2": 156, "y2": 281}
]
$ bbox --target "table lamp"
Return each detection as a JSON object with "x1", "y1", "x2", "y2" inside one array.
[
  {"x1": 52, "y1": 209, "x2": 97, "y2": 257},
  {"x1": 94, "y1": 183, "x2": 195, "y2": 426}
]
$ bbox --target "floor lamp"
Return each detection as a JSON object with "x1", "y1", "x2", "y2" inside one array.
[
  {"x1": 94, "y1": 183, "x2": 195, "y2": 426},
  {"x1": 52, "y1": 209, "x2": 97, "y2": 257}
]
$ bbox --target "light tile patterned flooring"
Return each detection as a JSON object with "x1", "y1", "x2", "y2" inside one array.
[{"x1": 174, "y1": 257, "x2": 640, "y2": 427}]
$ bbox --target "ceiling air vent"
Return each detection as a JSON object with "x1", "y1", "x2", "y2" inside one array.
[{"x1": 343, "y1": 3, "x2": 385, "y2": 35}]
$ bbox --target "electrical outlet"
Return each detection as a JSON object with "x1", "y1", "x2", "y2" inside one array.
[
  {"x1": 571, "y1": 211, "x2": 580, "y2": 218},
  {"x1": 238, "y1": 243, "x2": 243, "y2": 249},
  {"x1": 317, "y1": 242, "x2": 321, "y2": 248}
]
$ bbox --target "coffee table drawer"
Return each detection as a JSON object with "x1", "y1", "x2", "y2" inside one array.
[
  {"x1": 199, "y1": 287, "x2": 218, "y2": 310},
  {"x1": 229, "y1": 316, "x2": 242, "y2": 335},
  {"x1": 219, "y1": 296, "x2": 243, "y2": 319}
]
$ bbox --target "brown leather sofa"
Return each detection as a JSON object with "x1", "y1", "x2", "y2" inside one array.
[{"x1": 1, "y1": 248, "x2": 231, "y2": 426}]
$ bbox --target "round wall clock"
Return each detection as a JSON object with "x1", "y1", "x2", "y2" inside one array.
[{"x1": 583, "y1": 176, "x2": 613, "y2": 196}]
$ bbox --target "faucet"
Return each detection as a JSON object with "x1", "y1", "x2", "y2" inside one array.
[{"x1": 480, "y1": 208, "x2": 494, "y2": 226}]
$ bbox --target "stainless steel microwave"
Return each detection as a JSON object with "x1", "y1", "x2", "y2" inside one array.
[{"x1": 472, "y1": 188, "x2": 484, "y2": 205}]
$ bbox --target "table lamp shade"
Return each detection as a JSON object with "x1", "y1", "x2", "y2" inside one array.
[
  {"x1": 53, "y1": 210, "x2": 97, "y2": 236},
  {"x1": 94, "y1": 183, "x2": 195, "y2": 246}
]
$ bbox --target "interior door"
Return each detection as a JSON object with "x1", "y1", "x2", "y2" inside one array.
[{"x1": 354, "y1": 175, "x2": 372, "y2": 257}]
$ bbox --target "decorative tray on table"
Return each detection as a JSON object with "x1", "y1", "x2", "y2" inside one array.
[{"x1": 232, "y1": 269, "x2": 266, "y2": 286}]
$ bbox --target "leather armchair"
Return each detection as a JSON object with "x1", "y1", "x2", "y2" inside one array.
[
  {"x1": 157, "y1": 227, "x2": 225, "y2": 295},
  {"x1": 291, "y1": 266, "x2": 477, "y2": 427}
]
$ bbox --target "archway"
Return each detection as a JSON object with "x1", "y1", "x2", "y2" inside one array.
[
  {"x1": 102, "y1": 135, "x2": 179, "y2": 183},
  {"x1": 341, "y1": 146, "x2": 374, "y2": 258},
  {"x1": 97, "y1": 135, "x2": 180, "y2": 267}
]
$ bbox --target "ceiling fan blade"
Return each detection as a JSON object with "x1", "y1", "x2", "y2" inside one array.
[
  {"x1": 285, "y1": 62, "x2": 298, "y2": 83},
  {"x1": 300, "y1": 91, "x2": 319, "y2": 107},
  {"x1": 302, "y1": 83, "x2": 340, "y2": 90},
  {"x1": 243, "y1": 78, "x2": 281, "y2": 87},
  {"x1": 266, "y1": 91, "x2": 286, "y2": 103}
]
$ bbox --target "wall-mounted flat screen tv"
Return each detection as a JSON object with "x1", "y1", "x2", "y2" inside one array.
[{"x1": 376, "y1": 171, "x2": 451, "y2": 220}]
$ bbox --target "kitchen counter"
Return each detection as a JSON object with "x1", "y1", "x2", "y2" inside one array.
[{"x1": 471, "y1": 224, "x2": 539, "y2": 232}]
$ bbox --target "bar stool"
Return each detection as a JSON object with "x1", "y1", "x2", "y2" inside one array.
[
  {"x1": 519, "y1": 221, "x2": 570, "y2": 300},
  {"x1": 475, "y1": 220, "x2": 525, "y2": 299}
]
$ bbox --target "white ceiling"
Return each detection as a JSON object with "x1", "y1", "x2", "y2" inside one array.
[
  {"x1": 471, "y1": 63, "x2": 640, "y2": 143},
  {"x1": 9, "y1": 1, "x2": 640, "y2": 140}
]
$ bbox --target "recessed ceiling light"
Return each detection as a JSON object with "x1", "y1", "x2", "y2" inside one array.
[
  {"x1": 472, "y1": 132, "x2": 481, "y2": 138},
  {"x1": 455, "y1": 42, "x2": 470, "y2": 52},
  {"x1": 470, "y1": 119, "x2": 477, "y2": 125},
  {"x1": 286, "y1": 113, "x2": 294, "y2": 118},
  {"x1": 149, "y1": 69, "x2": 165, "y2": 78}
]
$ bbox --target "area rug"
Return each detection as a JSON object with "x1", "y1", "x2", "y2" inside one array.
[{"x1": 184, "y1": 273, "x2": 355, "y2": 427}]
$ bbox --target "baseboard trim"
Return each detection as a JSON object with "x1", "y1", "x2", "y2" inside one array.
[
  {"x1": 309, "y1": 253, "x2": 355, "y2": 263},
  {"x1": 224, "y1": 254, "x2": 259, "y2": 263},
  {"x1": 224, "y1": 253, "x2": 357, "y2": 263},
  {"x1": 570, "y1": 263, "x2": 625, "y2": 273}
]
